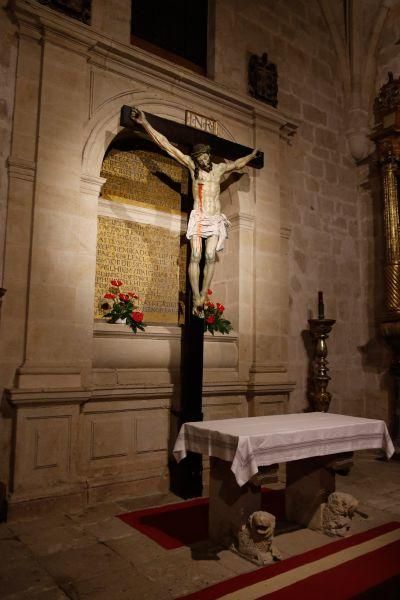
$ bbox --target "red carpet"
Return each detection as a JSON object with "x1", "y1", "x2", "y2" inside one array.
[
  {"x1": 176, "y1": 521, "x2": 400, "y2": 600},
  {"x1": 117, "y1": 489, "x2": 285, "y2": 549}
]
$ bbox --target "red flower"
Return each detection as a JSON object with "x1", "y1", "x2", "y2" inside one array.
[
  {"x1": 111, "y1": 279, "x2": 123, "y2": 287},
  {"x1": 207, "y1": 289, "x2": 213, "y2": 295},
  {"x1": 206, "y1": 301, "x2": 215, "y2": 309},
  {"x1": 131, "y1": 311, "x2": 144, "y2": 322},
  {"x1": 128, "y1": 292, "x2": 139, "y2": 299},
  {"x1": 216, "y1": 303, "x2": 225, "y2": 313},
  {"x1": 119, "y1": 293, "x2": 130, "y2": 302},
  {"x1": 104, "y1": 293, "x2": 116, "y2": 299},
  {"x1": 206, "y1": 315, "x2": 215, "y2": 324}
]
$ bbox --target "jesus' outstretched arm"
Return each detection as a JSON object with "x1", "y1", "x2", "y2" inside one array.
[
  {"x1": 131, "y1": 107, "x2": 195, "y2": 171},
  {"x1": 222, "y1": 149, "x2": 261, "y2": 174}
]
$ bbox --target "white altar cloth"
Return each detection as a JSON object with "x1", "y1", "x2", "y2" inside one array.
[{"x1": 173, "y1": 412, "x2": 394, "y2": 486}]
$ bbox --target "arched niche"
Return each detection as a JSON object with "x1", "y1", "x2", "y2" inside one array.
[
  {"x1": 85, "y1": 98, "x2": 242, "y2": 381},
  {"x1": 94, "y1": 127, "x2": 190, "y2": 325}
]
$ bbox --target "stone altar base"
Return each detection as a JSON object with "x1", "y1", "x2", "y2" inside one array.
[
  {"x1": 208, "y1": 457, "x2": 278, "y2": 546},
  {"x1": 285, "y1": 452, "x2": 354, "y2": 528},
  {"x1": 208, "y1": 452, "x2": 355, "y2": 548}
]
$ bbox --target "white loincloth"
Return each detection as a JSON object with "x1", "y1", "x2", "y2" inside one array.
[{"x1": 186, "y1": 210, "x2": 230, "y2": 251}]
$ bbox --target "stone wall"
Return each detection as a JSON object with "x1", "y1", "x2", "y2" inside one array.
[
  {"x1": 212, "y1": 0, "x2": 376, "y2": 414},
  {"x1": 0, "y1": 2, "x2": 17, "y2": 485},
  {"x1": 0, "y1": 0, "x2": 295, "y2": 514},
  {"x1": 0, "y1": 3, "x2": 17, "y2": 286},
  {"x1": 1, "y1": 0, "x2": 398, "y2": 514},
  {"x1": 353, "y1": 3, "x2": 400, "y2": 423}
]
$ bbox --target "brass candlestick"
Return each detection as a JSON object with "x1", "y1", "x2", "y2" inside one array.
[{"x1": 308, "y1": 292, "x2": 336, "y2": 412}]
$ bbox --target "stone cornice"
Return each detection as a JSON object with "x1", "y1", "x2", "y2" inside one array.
[
  {"x1": 89, "y1": 41, "x2": 295, "y2": 132},
  {"x1": 6, "y1": 388, "x2": 91, "y2": 406},
  {"x1": 42, "y1": 27, "x2": 91, "y2": 56},
  {"x1": 93, "y1": 322, "x2": 238, "y2": 342},
  {"x1": 6, "y1": 379, "x2": 295, "y2": 405},
  {"x1": 93, "y1": 323, "x2": 183, "y2": 341},
  {"x1": 13, "y1": 0, "x2": 92, "y2": 52},
  {"x1": 12, "y1": 0, "x2": 298, "y2": 135}
]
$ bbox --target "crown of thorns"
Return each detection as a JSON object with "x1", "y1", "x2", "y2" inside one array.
[{"x1": 191, "y1": 144, "x2": 211, "y2": 158}]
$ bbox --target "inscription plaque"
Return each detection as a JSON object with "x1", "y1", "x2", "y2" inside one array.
[
  {"x1": 95, "y1": 217, "x2": 186, "y2": 324},
  {"x1": 101, "y1": 149, "x2": 188, "y2": 213},
  {"x1": 185, "y1": 110, "x2": 218, "y2": 135},
  {"x1": 96, "y1": 147, "x2": 188, "y2": 324}
]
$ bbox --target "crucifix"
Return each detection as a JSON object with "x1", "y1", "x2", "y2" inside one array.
[
  {"x1": 120, "y1": 105, "x2": 264, "y2": 495},
  {"x1": 128, "y1": 106, "x2": 262, "y2": 316}
]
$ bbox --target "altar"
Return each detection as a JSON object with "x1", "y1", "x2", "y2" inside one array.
[{"x1": 173, "y1": 413, "x2": 394, "y2": 546}]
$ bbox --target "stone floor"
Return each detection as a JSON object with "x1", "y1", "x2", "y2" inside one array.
[{"x1": 1, "y1": 450, "x2": 399, "y2": 599}]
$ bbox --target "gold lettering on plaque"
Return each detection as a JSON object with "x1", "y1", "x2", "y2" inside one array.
[
  {"x1": 95, "y1": 217, "x2": 186, "y2": 324},
  {"x1": 100, "y1": 149, "x2": 188, "y2": 213},
  {"x1": 96, "y1": 148, "x2": 188, "y2": 324}
]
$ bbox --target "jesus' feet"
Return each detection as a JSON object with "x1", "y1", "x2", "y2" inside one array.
[{"x1": 192, "y1": 295, "x2": 204, "y2": 318}]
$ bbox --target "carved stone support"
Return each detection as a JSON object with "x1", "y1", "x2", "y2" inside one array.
[
  {"x1": 237, "y1": 511, "x2": 281, "y2": 565},
  {"x1": 306, "y1": 491, "x2": 360, "y2": 537},
  {"x1": 285, "y1": 452, "x2": 354, "y2": 528},
  {"x1": 208, "y1": 457, "x2": 280, "y2": 559}
]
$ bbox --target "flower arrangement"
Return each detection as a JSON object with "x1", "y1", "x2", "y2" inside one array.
[
  {"x1": 203, "y1": 289, "x2": 232, "y2": 335},
  {"x1": 101, "y1": 279, "x2": 146, "y2": 333}
]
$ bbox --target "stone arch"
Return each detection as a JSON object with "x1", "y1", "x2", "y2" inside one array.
[
  {"x1": 82, "y1": 93, "x2": 188, "y2": 178},
  {"x1": 81, "y1": 90, "x2": 239, "y2": 181},
  {"x1": 318, "y1": 0, "x2": 397, "y2": 160},
  {"x1": 81, "y1": 90, "x2": 250, "y2": 336}
]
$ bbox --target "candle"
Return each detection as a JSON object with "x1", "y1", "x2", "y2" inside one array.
[{"x1": 318, "y1": 291, "x2": 324, "y2": 320}]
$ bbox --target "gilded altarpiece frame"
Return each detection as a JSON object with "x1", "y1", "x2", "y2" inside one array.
[{"x1": 94, "y1": 147, "x2": 188, "y2": 324}]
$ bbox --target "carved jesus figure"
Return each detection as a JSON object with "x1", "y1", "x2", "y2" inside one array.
[{"x1": 131, "y1": 107, "x2": 259, "y2": 316}]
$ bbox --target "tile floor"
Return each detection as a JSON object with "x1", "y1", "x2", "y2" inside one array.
[{"x1": 1, "y1": 450, "x2": 399, "y2": 599}]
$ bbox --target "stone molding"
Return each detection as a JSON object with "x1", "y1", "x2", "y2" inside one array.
[
  {"x1": 93, "y1": 323, "x2": 239, "y2": 373},
  {"x1": 247, "y1": 381, "x2": 296, "y2": 394},
  {"x1": 42, "y1": 26, "x2": 91, "y2": 57},
  {"x1": 280, "y1": 226, "x2": 292, "y2": 240},
  {"x1": 7, "y1": 388, "x2": 91, "y2": 406},
  {"x1": 97, "y1": 198, "x2": 187, "y2": 233},
  {"x1": 12, "y1": 1, "x2": 296, "y2": 135},
  {"x1": 250, "y1": 362, "x2": 288, "y2": 373},
  {"x1": 80, "y1": 174, "x2": 107, "y2": 197},
  {"x1": 248, "y1": 363, "x2": 294, "y2": 388},
  {"x1": 13, "y1": 0, "x2": 92, "y2": 52},
  {"x1": 93, "y1": 323, "x2": 240, "y2": 343},
  {"x1": 16, "y1": 13, "x2": 43, "y2": 42},
  {"x1": 15, "y1": 365, "x2": 82, "y2": 389},
  {"x1": 93, "y1": 322, "x2": 182, "y2": 340},
  {"x1": 7, "y1": 379, "x2": 292, "y2": 406},
  {"x1": 7, "y1": 157, "x2": 36, "y2": 182},
  {"x1": 229, "y1": 212, "x2": 255, "y2": 233}
]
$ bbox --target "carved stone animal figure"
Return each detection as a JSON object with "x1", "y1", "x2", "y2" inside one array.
[
  {"x1": 237, "y1": 511, "x2": 281, "y2": 565},
  {"x1": 322, "y1": 491, "x2": 359, "y2": 537}
]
